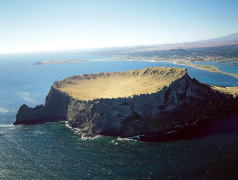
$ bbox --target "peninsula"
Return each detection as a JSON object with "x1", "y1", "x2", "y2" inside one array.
[
  {"x1": 33, "y1": 59, "x2": 89, "y2": 65},
  {"x1": 34, "y1": 58, "x2": 238, "y2": 79},
  {"x1": 134, "y1": 58, "x2": 238, "y2": 79},
  {"x1": 14, "y1": 67, "x2": 238, "y2": 138}
]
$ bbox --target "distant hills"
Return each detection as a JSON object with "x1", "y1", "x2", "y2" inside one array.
[
  {"x1": 130, "y1": 33, "x2": 238, "y2": 53},
  {"x1": 96, "y1": 33, "x2": 238, "y2": 53},
  {"x1": 96, "y1": 33, "x2": 238, "y2": 61},
  {"x1": 207, "y1": 33, "x2": 238, "y2": 43}
]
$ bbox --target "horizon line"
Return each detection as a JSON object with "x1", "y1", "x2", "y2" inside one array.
[{"x1": 0, "y1": 32, "x2": 237, "y2": 55}]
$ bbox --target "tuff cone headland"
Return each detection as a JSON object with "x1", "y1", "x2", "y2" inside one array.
[{"x1": 15, "y1": 67, "x2": 238, "y2": 138}]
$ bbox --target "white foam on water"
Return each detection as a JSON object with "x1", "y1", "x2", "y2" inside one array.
[
  {"x1": 116, "y1": 137, "x2": 138, "y2": 142},
  {"x1": 65, "y1": 122, "x2": 101, "y2": 141},
  {"x1": 110, "y1": 136, "x2": 139, "y2": 145},
  {"x1": 65, "y1": 122, "x2": 142, "y2": 143},
  {"x1": 0, "y1": 124, "x2": 14, "y2": 128},
  {"x1": 111, "y1": 139, "x2": 119, "y2": 145}
]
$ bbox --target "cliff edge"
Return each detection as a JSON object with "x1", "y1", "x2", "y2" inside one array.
[{"x1": 14, "y1": 67, "x2": 238, "y2": 137}]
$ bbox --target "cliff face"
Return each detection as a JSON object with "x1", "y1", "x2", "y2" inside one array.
[
  {"x1": 15, "y1": 87, "x2": 70, "y2": 124},
  {"x1": 14, "y1": 67, "x2": 238, "y2": 137}
]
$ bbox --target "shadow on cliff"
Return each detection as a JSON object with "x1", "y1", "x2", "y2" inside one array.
[{"x1": 140, "y1": 111, "x2": 238, "y2": 142}]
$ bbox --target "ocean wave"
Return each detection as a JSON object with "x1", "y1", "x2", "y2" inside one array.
[
  {"x1": 65, "y1": 122, "x2": 102, "y2": 141},
  {"x1": 110, "y1": 137, "x2": 139, "y2": 145},
  {"x1": 65, "y1": 122, "x2": 143, "y2": 143},
  {"x1": 0, "y1": 124, "x2": 14, "y2": 128},
  {"x1": 116, "y1": 137, "x2": 138, "y2": 142}
]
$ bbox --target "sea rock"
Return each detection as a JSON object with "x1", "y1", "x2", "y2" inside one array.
[{"x1": 14, "y1": 67, "x2": 238, "y2": 137}]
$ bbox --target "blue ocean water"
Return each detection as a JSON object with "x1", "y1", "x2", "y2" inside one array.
[
  {"x1": 193, "y1": 61, "x2": 238, "y2": 75},
  {"x1": 0, "y1": 52, "x2": 238, "y2": 179}
]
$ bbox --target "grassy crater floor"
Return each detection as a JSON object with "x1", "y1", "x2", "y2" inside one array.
[{"x1": 54, "y1": 67, "x2": 187, "y2": 100}]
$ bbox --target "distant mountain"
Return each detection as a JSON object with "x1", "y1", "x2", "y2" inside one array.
[
  {"x1": 95, "y1": 33, "x2": 238, "y2": 55},
  {"x1": 132, "y1": 33, "x2": 238, "y2": 53},
  {"x1": 209, "y1": 33, "x2": 238, "y2": 42}
]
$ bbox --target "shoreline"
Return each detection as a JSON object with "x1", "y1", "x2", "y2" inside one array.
[
  {"x1": 115, "y1": 57, "x2": 238, "y2": 79},
  {"x1": 176, "y1": 61, "x2": 238, "y2": 79},
  {"x1": 33, "y1": 58, "x2": 238, "y2": 79}
]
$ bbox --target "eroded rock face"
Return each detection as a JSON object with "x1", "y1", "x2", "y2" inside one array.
[
  {"x1": 14, "y1": 67, "x2": 238, "y2": 137},
  {"x1": 15, "y1": 87, "x2": 70, "y2": 124}
]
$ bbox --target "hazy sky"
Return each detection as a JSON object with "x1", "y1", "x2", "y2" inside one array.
[{"x1": 0, "y1": 0, "x2": 237, "y2": 54}]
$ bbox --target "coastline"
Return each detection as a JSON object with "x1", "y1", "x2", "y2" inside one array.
[
  {"x1": 33, "y1": 58, "x2": 238, "y2": 79},
  {"x1": 33, "y1": 59, "x2": 89, "y2": 65},
  {"x1": 116, "y1": 57, "x2": 238, "y2": 79},
  {"x1": 175, "y1": 61, "x2": 238, "y2": 79}
]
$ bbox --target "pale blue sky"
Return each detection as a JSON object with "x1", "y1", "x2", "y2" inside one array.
[{"x1": 0, "y1": 0, "x2": 237, "y2": 53}]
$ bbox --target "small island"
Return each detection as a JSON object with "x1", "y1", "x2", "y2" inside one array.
[{"x1": 15, "y1": 67, "x2": 238, "y2": 139}]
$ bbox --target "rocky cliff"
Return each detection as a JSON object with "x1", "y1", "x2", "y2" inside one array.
[{"x1": 14, "y1": 67, "x2": 238, "y2": 137}]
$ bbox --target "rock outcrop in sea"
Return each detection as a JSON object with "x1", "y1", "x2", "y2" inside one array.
[{"x1": 14, "y1": 67, "x2": 238, "y2": 137}]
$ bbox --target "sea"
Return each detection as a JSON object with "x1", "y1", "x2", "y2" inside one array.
[{"x1": 0, "y1": 51, "x2": 238, "y2": 179}]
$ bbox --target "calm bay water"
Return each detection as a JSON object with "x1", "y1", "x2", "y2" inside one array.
[
  {"x1": 193, "y1": 61, "x2": 238, "y2": 74},
  {"x1": 0, "y1": 52, "x2": 238, "y2": 179}
]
